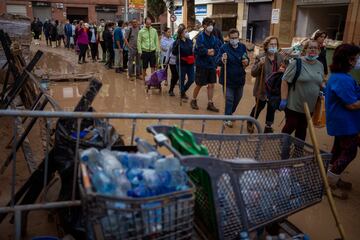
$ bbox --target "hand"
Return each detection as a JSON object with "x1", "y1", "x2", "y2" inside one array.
[
  {"x1": 242, "y1": 58, "x2": 249, "y2": 66},
  {"x1": 208, "y1": 49, "x2": 215, "y2": 56},
  {"x1": 222, "y1": 53, "x2": 227, "y2": 64},
  {"x1": 279, "y1": 99, "x2": 288, "y2": 111},
  {"x1": 259, "y1": 57, "x2": 265, "y2": 65}
]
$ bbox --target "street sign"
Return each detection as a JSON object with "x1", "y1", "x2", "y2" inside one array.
[{"x1": 170, "y1": 14, "x2": 177, "y2": 22}]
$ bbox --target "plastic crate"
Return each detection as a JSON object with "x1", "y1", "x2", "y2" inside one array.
[
  {"x1": 79, "y1": 158, "x2": 195, "y2": 240},
  {"x1": 147, "y1": 125, "x2": 332, "y2": 240}
]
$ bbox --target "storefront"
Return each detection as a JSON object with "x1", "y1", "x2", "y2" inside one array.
[
  {"x1": 32, "y1": 1, "x2": 51, "y2": 22},
  {"x1": 66, "y1": 7, "x2": 88, "y2": 23},
  {"x1": 295, "y1": 0, "x2": 350, "y2": 41},
  {"x1": 246, "y1": 0, "x2": 272, "y2": 44},
  {"x1": 95, "y1": 5, "x2": 117, "y2": 22}
]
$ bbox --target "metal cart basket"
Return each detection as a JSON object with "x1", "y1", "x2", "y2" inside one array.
[{"x1": 147, "y1": 125, "x2": 332, "y2": 240}]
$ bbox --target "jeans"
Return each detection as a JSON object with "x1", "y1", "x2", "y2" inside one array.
[
  {"x1": 250, "y1": 99, "x2": 275, "y2": 126},
  {"x1": 281, "y1": 108, "x2": 308, "y2": 141},
  {"x1": 114, "y1": 48, "x2": 124, "y2": 68},
  {"x1": 178, "y1": 64, "x2": 194, "y2": 94},
  {"x1": 65, "y1": 35, "x2": 71, "y2": 48},
  {"x1": 128, "y1": 48, "x2": 141, "y2": 76},
  {"x1": 224, "y1": 86, "x2": 244, "y2": 115},
  {"x1": 169, "y1": 64, "x2": 179, "y2": 92}
]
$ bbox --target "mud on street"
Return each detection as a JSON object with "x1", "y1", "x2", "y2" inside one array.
[{"x1": 0, "y1": 40, "x2": 359, "y2": 240}]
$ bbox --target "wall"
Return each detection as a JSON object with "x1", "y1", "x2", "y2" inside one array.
[{"x1": 343, "y1": 0, "x2": 360, "y2": 44}]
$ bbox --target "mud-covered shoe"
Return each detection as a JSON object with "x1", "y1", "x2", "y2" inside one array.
[
  {"x1": 264, "y1": 126, "x2": 274, "y2": 133},
  {"x1": 207, "y1": 102, "x2": 219, "y2": 112},
  {"x1": 224, "y1": 120, "x2": 233, "y2": 128},
  {"x1": 336, "y1": 179, "x2": 352, "y2": 191},
  {"x1": 247, "y1": 122, "x2": 255, "y2": 134},
  {"x1": 190, "y1": 99, "x2": 199, "y2": 110}
]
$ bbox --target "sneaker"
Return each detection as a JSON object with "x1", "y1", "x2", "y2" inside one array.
[
  {"x1": 207, "y1": 102, "x2": 219, "y2": 112},
  {"x1": 247, "y1": 122, "x2": 254, "y2": 134},
  {"x1": 181, "y1": 93, "x2": 189, "y2": 100},
  {"x1": 190, "y1": 99, "x2": 199, "y2": 110},
  {"x1": 336, "y1": 179, "x2": 352, "y2": 191},
  {"x1": 224, "y1": 120, "x2": 233, "y2": 128},
  {"x1": 168, "y1": 91, "x2": 175, "y2": 97},
  {"x1": 78, "y1": 60, "x2": 82, "y2": 64},
  {"x1": 264, "y1": 126, "x2": 274, "y2": 133}
]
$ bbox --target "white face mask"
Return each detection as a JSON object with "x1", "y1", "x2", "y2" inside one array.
[
  {"x1": 354, "y1": 56, "x2": 360, "y2": 70},
  {"x1": 206, "y1": 25, "x2": 213, "y2": 33},
  {"x1": 229, "y1": 39, "x2": 239, "y2": 47},
  {"x1": 185, "y1": 32, "x2": 190, "y2": 39}
]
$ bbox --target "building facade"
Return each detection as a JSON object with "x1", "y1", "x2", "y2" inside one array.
[{"x1": 0, "y1": 0, "x2": 139, "y2": 23}]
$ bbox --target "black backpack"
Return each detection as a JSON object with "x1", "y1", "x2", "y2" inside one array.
[{"x1": 267, "y1": 58, "x2": 302, "y2": 110}]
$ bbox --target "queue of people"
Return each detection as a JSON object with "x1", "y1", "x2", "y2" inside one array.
[{"x1": 31, "y1": 16, "x2": 360, "y2": 199}]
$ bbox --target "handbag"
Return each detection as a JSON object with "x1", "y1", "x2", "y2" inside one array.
[{"x1": 312, "y1": 96, "x2": 326, "y2": 128}]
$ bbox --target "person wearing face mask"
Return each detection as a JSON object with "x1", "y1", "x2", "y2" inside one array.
[
  {"x1": 324, "y1": 44, "x2": 360, "y2": 199},
  {"x1": 98, "y1": 19, "x2": 106, "y2": 62},
  {"x1": 88, "y1": 22, "x2": 98, "y2": 62},
  {"x1": 216, "y1": 28, "x2": 249, "y2": 128},
  {"x1": 113, "y1": 20, "x2": 125, "y2": 73},
  {"x1": 137, "y1": 17, "x2": 159, "y2": 80},
  {"x1": 125, "y1": 19, "x2": 141, "y2": 79},
  {"x1": 104, "y1": 22, "x2": 115, "y2": 69},
  {"x1": 313, "y1": 30, "x2": 328, "y2": 78},
  {"x1": 172, "y1": 26, "x2": 195, "y2": 99},
  {"x1": 248, "y1": 36, "x2": 285, "y2": 133},
  {"x1": 279, "y1": 40, "x2": 324, "y2": 141},
  {"x1": 191, "y1": 17, "x2": 222, "y2": 112},
  {"x1": 77, "y1": 22, "x2": 89, "y2": 64},
  {"x1": 160, "y1": 28, "x2": 174, "y2": 68}
]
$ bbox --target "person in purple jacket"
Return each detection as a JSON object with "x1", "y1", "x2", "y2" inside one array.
[{"x1": 77, "y1": 22, "x2": 89, "y2": 64}]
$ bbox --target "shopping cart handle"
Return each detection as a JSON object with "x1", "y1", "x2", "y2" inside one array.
[{"x1": 154, "y1": 133, "x2": 169, "y2": 146}]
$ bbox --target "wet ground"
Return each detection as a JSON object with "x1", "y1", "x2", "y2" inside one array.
[{"x1": 0, "y1": 40, "x2": 359, "y2": 239}]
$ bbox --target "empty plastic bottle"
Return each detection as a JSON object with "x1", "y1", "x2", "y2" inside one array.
[
  {"x1": 278, "y1": 233, "x2": 286, "y2": 240},
  {"x1": 279, "y1": 168, "x2": 292, "y2": 198},
  {"x1": 135, "y1": 137, "x2": 159, "y2": 153},
  {"x1": 239, "y1": 231, "x2": 250, "y2": 240},
  {"x1": 154, "y1": 157, "x2": 181, "y2": 172},
  {"x1": 80, "y1": 148, "x2": 100, "y2": 167},
  {"x1": 89, "y1": 167, "x2": 116, "y2": 195},
  {"x1": 99, "y1": 149, "x2": 123, "y2": 175},
  {"x1": 127, "y1": 153, "x2": 159, "y2": 169},
  {"x1": 113, "y1": 169, "x2": 131, "y2": 197}
]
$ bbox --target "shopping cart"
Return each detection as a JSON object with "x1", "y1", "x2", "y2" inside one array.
[{"x1": 147, "y1": 125, "x2": 332, "y2": 240}]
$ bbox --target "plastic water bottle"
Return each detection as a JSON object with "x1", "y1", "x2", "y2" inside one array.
[
  {"x1": 127, "y1": 153, "x2": 158, "y2": 169},
  {"x1": 99, "y1": 149, "x2": 123, "y2": 175},
  {"x1": 128, "y1": 184, "x2": 151, "y2": 198},
  {"x1": 141, "y1": 169, "x2": 163, "y2": 194},
  {"x1": 90, "y1": 167, "x2": 116, "y2": 195},
  {"x1": 239, "y1": 231, "x2": 250, "y2": 240},
  {"x1": 113, "y1": 169, "x2": 131, "y2": 197},
  {"x1": 126, "y1": 168, "x2": 143, "y2": 186},
  {"x1": 278, "y1": 233, "x2": 286, "y2": 240},
  {"x1": 279, "y1": 168, "x2": 292, "y2": 198},
  {"x1": 154, "y1": 157, "x2": 181, "y2": 172},
  {"x1": 142, "y1": 201, "x2": 162, "y2": 234},
  {"x1": 135, "y1": 137, "x2": 158, "y2": 153},
  {"x1": 80, "y1": 148, "x2": 100, "y2": 167}
]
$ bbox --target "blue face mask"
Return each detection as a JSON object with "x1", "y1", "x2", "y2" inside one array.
[
  {"x1": 305, "y1": 55, "x2": 318, "y2": 61},
  {"x1": 268, "y1": 47, "x2": 278, "y2": 54}
]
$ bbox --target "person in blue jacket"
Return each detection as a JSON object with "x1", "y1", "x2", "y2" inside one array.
[
  {"x1": 325, "y1": 43, "x2": 360, "y2": 199},
  {"x1": 172, "y1": 26, "x2": 195, "y2": 99},
  {"x1": 191, "y1": 17, "x2": 222, "y2": 112},
  {"x1": 216, "y1": 28, "x2": 249, "y2": 128}
]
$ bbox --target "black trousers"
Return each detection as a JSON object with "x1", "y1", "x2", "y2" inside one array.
[
  {"x1": 89, "y1": 42, "x2": 98, "y2": 60},
  {"x1": 100, "y1": 41, "x2": 106, "y2": 60},
  {"x1": 106, "y1": 48, "x2": 114, "y2": 67},
  {"x1": 78, "y1": 44, "x2": 88, "y2": 62},
  {"x1": 169, "y1": 64, "x2": 179, "y2": 92},
  {"x1": 123, "y1": 49, "x2": 128, "y2": 69}
]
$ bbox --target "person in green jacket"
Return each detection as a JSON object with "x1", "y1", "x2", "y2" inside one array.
[{"x1": 137, "y1": 17, "x2": 159, "y2": 80}]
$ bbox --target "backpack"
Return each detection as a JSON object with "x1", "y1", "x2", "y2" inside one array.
[{"x1": 266, "y1": 58, "x2": 302, "y2": 110}]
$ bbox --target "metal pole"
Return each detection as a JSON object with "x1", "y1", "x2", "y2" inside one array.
[{"x1": 125, "y1": 0, "x2": 129, "y2": 22}]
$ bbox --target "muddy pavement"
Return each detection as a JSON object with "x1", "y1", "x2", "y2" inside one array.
[{"x1": 25, "y1": 42, "x2": 360, "y2": 239}]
